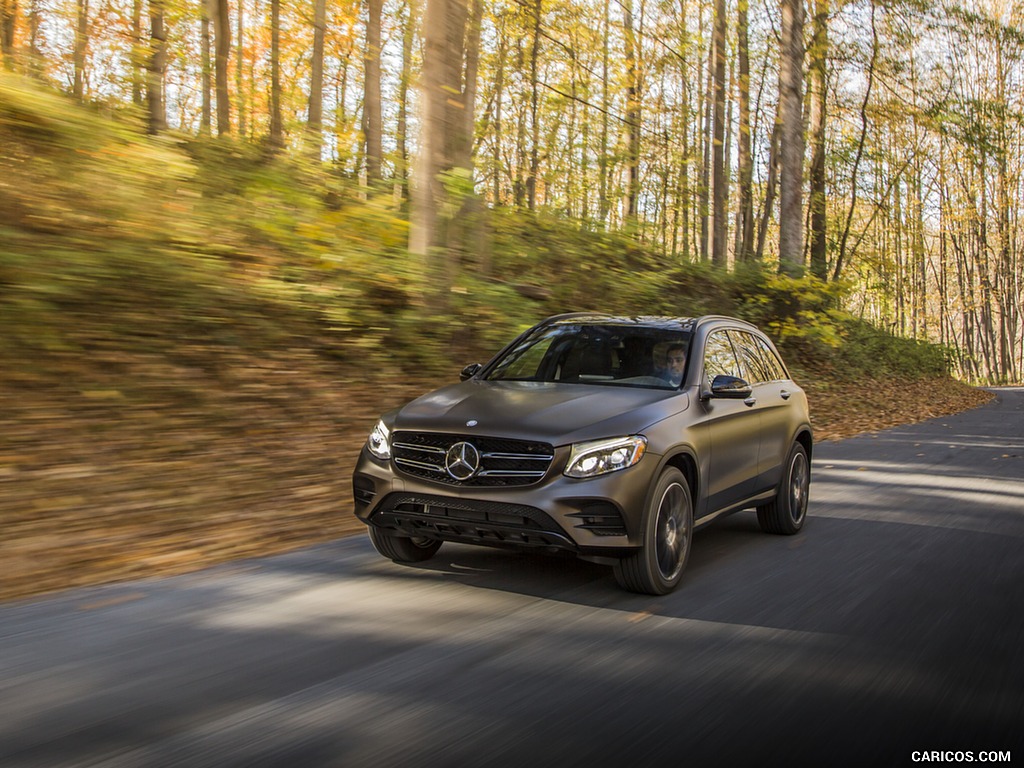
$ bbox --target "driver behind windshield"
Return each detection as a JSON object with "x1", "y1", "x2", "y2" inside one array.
[{"x1": 657, "y1": 343, "x2": 687, "y2": 387}]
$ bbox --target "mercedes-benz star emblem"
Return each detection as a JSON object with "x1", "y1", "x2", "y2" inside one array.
[{"x1": 444, "y1": 441, "x2": 481, "y2": 481}]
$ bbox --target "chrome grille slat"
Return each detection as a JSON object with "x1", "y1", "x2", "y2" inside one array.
[
  {"x1": 391, "y1": 431, "x2": 554, "y2": 487},
  {"x1": 478, "y1": 470, "x2": 547, "y2": 477},
  {"x1": 393, "y1": 442, "x2": 446, "y2": 455},
  {"x1": 395, "y1": 458, "x2": 444, "y2": 472},
  {"x1": 481, "y1": 452, "x2": 551, "y2": 461}
]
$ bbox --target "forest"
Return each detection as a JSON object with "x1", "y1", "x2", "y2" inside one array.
[
  {"x1": 3, "y1": 0, "x2": 1018, "y2": 598},
  {"x1": 3, "y1": 0, "x2": 1023, "y2": 383}
]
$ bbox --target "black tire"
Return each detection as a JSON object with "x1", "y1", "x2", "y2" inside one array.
[
  {"x1": 614, "y1": 467, "x2": 693, "y2": 595},
  {"x1": 367, "y1": 527, "x2": 442, "y2": 563},
  {"x1": 757, "y1": 442, "x2": 810, "y2": 535}
]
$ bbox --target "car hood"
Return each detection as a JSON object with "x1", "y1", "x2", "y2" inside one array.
[{"x1": 393, "y1": 380, "x2": 689, "y2": 446}]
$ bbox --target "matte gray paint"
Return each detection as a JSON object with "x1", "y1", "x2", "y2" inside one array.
[{"x1": 354, "y1": 314, "x2": 812, "y2": 567}]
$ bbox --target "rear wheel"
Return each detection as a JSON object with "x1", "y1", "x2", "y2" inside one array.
[
  {"x1": 614, "y1": 467, "x2": 693, "y2": 595},
  {"x1": 757, "y1": 442, "x2": 810, "y2": 535},
  {"x1": 367, "y1": 527, "x2": 442, "y2": 563}
]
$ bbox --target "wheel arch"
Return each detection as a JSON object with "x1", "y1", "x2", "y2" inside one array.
[
  {"x1": 657, "y1": 448, "x2": 700, "y2": 511},
  {"x1": 794, "y1": 427, "x2": 813, "y2": 462},
  {"x1": 628, "y1": 448, "x2": 700, "y2": 543}
]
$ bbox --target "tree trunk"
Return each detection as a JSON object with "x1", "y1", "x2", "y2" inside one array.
[
  {"x1": 937, "y1": 139, "x2": 949, "y2": 352},
  {"x1": 130, "y1": 0, "x2": 143, "y2": 103},
  {"x1": 28, "y1": 0, "x2": 42, "y2": 78},
  {"x1": 526, "y1": 0, "x2": 542, "y2": 211},
  {"x1": 73, "y1": 0, "x2": 88, "y2": 101},
  {"x1": 680, "y1": 117, "x2": 690, "y2": 262},
  {"x1": 623, "y1": 0, "x2": 641, "y2": 228},
  {"x1": 577, "y1": 48, "x2": 589, "y2": 221},
  {"x1": 514, "y1": 49, "x2": 526, "y2": 209},
  {"x1": 808, "y1": 0, "x2": 828, "y2": 279},
  {"x1": 674, "y1": 3, "x2": 691, "y2": 262},
  {"x1": 995, "y1": 38, "x2": 1017, "y2": 382},
  {"x1": 396, "y1": 0, "x2": 417, "y2": 200},
  {"x1": 912, "y1": 162, "x2": 926, "y2": 339},
  {"x1": 411, "y1": 0, "x2": 454, "y2": 307},
  {"x1": 212, "y1": 0, "x2": 230, "y2": 135},
  {"x1": 146, "y1": 0, "x2": 167, "y2": 134},
  {"x1": 490, "y1": 15, "x2": 506, "y2": 206},
  {"x1": 336, "y1": 44, "x2": 351, "y2": 166},
  {"x1": 0, "y1": 0, "x2": 15, "y2": 68},
  {"x1": 755, "y1": 120, "x2": 780, "y2": 262},
  {"x1": 734, "y1": 0, "x2": 753, "y2": 264},
  {"x1": 201, "y1": 5, "x2": 212, "y2": 134},
  {"x1": 777, "y1": 0, "x2": 805, "y2": 274},
  {"x1": 455, "y1": 0, "x2": 483, "y2": 175},
  {"x1": 442, "y1": 0, "x2": 467, "y2": 169},
  {"x1": 364, "y1": 0, "x2": 383, "y2": 183},
  {"x1": 447, "y1": 0, "x2": 484, "y2": 271},
  {"x1": 893, "y1": 174, "x2": 904, "y2": 335},
  {"x1": 711, "y1": 0, "x2": 726, "y2": 266},
  {"x1": 236, "y1": 0, "x2": 245, "y2": 137},
  {"x1": 598, "y1": 0, "x2": 610, "y2": 226},
  {"x1": 269, "y1": 0, "x2": 282, "y2": 149},
  {"x1": 307, "y1": 0, "x2": 326, "y2": 154},
  {"x1": 699, "y1": 22, "x2": 714, "y2": 262},
  {"x1": 410, "y1": 0, "x2": 479, "y2": 308}
]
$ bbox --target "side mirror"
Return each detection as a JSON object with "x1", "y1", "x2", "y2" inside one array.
[
  {"x1": 709, "y1": 374, "x2": 753, "y2": 399},
  {"x1": 460, "y1": 363, "x2": 483, "y2": 381}
]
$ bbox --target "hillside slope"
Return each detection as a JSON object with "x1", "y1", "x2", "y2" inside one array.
[{"x1": 0, "y1": 75, "x2": 991, "y2": 601}]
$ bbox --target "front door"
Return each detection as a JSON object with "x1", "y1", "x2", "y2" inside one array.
[{"x1": 699, "y1": 330, "x2": 760, "y2": 515}]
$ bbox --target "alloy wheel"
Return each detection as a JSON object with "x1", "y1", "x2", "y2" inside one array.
[
  {"x1": 789, "y1": 451, "x2": 809, "y2": 525},
  {"x1": 656, "y1": 482, "x2": 689, "y2": 580}
]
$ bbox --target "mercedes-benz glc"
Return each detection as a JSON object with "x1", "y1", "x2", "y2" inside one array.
[{"x1": 353, "y1": 313, "x2": 812, "y2": 594}]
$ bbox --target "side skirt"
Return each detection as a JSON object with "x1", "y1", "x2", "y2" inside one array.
[{"x1": 694, "y1": 489, "x2": 775, "y2": 530}]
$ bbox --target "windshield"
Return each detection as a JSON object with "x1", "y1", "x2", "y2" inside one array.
[{"x1": 485, "y1": 324, "x2": 692, "y2": 389}]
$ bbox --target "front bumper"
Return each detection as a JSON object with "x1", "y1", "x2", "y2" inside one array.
[{"x1": 353, "y1": 444, "x2": 661, "y2": 555}]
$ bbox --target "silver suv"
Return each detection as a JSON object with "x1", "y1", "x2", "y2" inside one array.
[{"x1": 353, "y1": 313, "x2": 812, "y2": 594}]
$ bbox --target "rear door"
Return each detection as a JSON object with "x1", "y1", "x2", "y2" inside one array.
[{"x1": 730, "y1": 331, "x2": 794, "y2": 494}]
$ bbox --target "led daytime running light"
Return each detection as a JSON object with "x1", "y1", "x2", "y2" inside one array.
[{"x1": 564, "y1": 436, "x2": 647, "y2": 478}]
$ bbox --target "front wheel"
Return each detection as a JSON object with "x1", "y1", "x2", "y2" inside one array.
[
  {"x1": 367, "y1": 527, "x2": 442, "y2": 563},
  {"x1": 614, "y1": 467, "x2": 693, "y2": 595},
  {"x1": 757, "y1": 442, "x2": 810, "y2": 535}
]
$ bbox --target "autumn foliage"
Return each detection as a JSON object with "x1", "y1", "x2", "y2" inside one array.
[{"x1": 0, "y1": 73, "x2": 991, "y2": 602}]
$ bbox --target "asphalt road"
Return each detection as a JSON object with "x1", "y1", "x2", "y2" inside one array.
[{"x1": 2, "y1": 388, "x2": 1023, "y2": 768}]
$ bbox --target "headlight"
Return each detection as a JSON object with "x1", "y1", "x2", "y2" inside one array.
[
  {"x1": 367, "y1": 420, "x2": 391, "y2": 460},
  {"x1": 564, "y1": 436, "x2": 647, "y2": 478}
]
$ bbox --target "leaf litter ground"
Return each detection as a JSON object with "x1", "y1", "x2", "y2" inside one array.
[{"x1": 0, "y1": 354, "x2": 992, "y2": 602}]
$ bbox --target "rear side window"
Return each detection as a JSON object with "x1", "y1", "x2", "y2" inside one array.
[
  {"x1": 752, "y1": 335, "x2": 788, "y2": 381},
  {"x1": 728, "y1": 331, "x2": 772, "y2": 384}
]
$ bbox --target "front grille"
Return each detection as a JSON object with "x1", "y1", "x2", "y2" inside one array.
[
  {"x1": 392, "y1": 432, "x2": 554, "y2": 487},
  {"x1": 371, "y1": 492, "x2": 575, "y2": 551}
]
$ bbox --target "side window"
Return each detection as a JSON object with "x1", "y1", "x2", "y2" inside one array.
[
  {"x1": 730, "y1": 331, "x2": 771, "y2": 385},
  {"x1": 703, "y1": 331, "x2": 742, "y2": 380},
  {"x1": 753, "y1": 336, "x2": 788, "y2": 381}
]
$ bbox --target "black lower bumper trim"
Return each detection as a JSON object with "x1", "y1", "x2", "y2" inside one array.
[{"x1": 369, "y1": 493, "x2": 577, "y2": 552}]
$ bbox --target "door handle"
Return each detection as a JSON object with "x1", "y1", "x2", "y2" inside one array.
[
  {"x1": 744, "y1": 397, "x2": 757, "y2": 407},
  {"x1": 780, "y1": 390, "x2": 791, "y2": 400}
]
